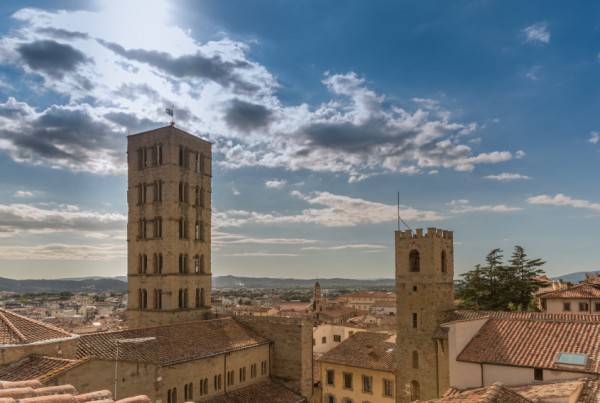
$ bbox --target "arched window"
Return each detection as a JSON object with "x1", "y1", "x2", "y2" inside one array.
[
  {"x1": 410, "y1": 380, "x2": 420, "y2": 401},
  {"x1": 184, "y1": 289, "x2": 189, "y2": 308},
  {"x1": 409, "y1": 250, "x2": 420, "y2": 272},
  {"x1": 195, "y1": 288, "x2": 201, "y2": 308},
  {"x1": 412, "y1": 350, "x2": 419, "y2": 369},
  {"x1": 178, "y1": 289, "x2": 183, "y2": 308},
  {"x1": 441, "y1": 250, "x2": 447, "y2": 273}
]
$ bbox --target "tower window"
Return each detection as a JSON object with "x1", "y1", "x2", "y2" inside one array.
[
  {"x1": 195, "y1": 221, "x2": 204, "y2": 241},
  {"x1": 155, "y1": 289, "x2": 162, "y2": 310},
  {"x1": 412, "y1": 312, "x2": 418, "y2": 329},
  {"x1": 409, "y1": 250, "x2": 420, "y2": 272},
  {"x1": 157, "y1": 144, "x2": 163, "y2": 165},
  {"x1": 441, "y1": 250, "x2": 447, "y2": 273},
  {"x1": 179, "y1": 218, "x2": 188, "y2": 239},
  {"x1": 139, "y1": 289, "x2": 147, "y2": 310},
  {"x1": 410, "y1": 380, "x2": 420, "y2": 401},
  {"x1": 196, "y1": 288, "x2": 204, "y2": 308},
  {"x1": 179, "y1": 146, "x2": 184, "y2": 167},
  {"x1": 412, "y1": 351, "x2": 419, "y2": 369},
  {"x1": 179, "y1": 254, "x2": 188, "y2": 273}
]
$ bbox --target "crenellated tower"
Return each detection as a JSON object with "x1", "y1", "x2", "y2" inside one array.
[{"x1": 395, "y1": 228, "x2": 454, "y2": 401}]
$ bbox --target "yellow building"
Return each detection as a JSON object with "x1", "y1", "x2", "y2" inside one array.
[{"x1": 319, "y1": 332, "x2": 395, "y2": 403}]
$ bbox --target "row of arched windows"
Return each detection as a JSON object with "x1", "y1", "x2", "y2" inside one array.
[
  {"x1": 178, "y1": 288, "x2": 206, "y2": 309},
  {"x1": 138, "y1": 288, "x2": 163, "y2": 310},
  {"x1": 408, "y1": 249, "x2": 448, "y2": 273},
  {"x1": 138, "y1": 254, "x2": 205, "y2": 274}
]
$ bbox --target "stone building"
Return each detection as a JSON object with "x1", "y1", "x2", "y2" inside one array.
[
  {"x1": 127, "y1": 125, "x2": 213, "y2": 329},
  {"x1": 395, "y1": 228, "x2": 454, "y2": 402},
  {"x1": 539, "y1": 282, "x2": 600, "y2": 314}
]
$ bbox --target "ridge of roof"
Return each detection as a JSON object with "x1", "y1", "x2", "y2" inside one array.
[{"x1": 0, "y1": 308, "x2": 74, "y2": 346}]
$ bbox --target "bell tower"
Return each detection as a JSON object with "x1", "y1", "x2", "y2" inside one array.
[{"x1": 395, "y1": 228, "x2": 454, "y2": 401}]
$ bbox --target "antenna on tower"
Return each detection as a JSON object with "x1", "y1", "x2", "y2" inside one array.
[
  {"x1": 397, "y1": 191, "x2": 412, "y2": 231},
  {"x1": 165, "y1": 106, "x2": 175, "y2": 126}
]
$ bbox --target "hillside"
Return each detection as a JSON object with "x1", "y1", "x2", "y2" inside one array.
[
  {"x1": 0, "y1": 277, "x2": 128, "y2": 294},
  {"x1": 212, "y1": 275, "x2": 394, "y2": 289}
]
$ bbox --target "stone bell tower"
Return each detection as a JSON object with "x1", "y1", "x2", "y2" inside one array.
[{"x1": 395, "y1": 228, "x2": 454, "y2": 402}]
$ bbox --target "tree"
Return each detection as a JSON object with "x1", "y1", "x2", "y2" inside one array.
[{"x1": 456, "y1": 246, "x2": 546, "y2": 311}]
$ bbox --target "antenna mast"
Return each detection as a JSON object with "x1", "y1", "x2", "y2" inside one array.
[{"x1": 397, "y1": 191, "x2": 412, "y2": 231}]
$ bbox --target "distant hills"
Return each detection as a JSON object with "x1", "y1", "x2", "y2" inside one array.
[
  {"x1": 0, "y1": 277, "x2": 127, "y2": 294},
  {"x1": 0, "y1": 270, "x2": 597, "y2": 294}
]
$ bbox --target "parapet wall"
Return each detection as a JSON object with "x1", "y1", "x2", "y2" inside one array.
[
  {"x1": 396, "y1": 227, "x2": 453, "y2": 239},
  {"x1": 234, "y1": 316, "x2": 313, "y2": 399}
]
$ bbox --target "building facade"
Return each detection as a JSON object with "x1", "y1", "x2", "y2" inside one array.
[
  {"x1": 395, "y1": 228, "x2": 454, "y2": 402},
  {"x1": 127, "y1": 126, "x2": 212, "y2": 328}
]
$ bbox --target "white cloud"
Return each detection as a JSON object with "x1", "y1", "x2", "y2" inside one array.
[
  {"x1": 527, "y1": 193, "x2": 600, "y2": 212},
  {"x1": 14, "y1": 190, "x2": 35, "y2": 198},
  {"x1": 590, "y1": 131, "x2": 600, "y2": 145},
  {"x1": 0, "y1": 203, "x2": 126, "y2": 238},
  {"x1": 232, "y1": 187, "x2": 240, "y2": 196},
  {"x1": 0, "y1": 243, "x2": 124, "y2": 261},
  {"x1": 223, "y1": 252, "x2": 299, "y2": 257},
  {"x1": 523, "y1": 22, "x2": 550, "y2": 44},
  {"x1": 484, "y1": 172, "x2": 531, "y2": 182},
  {"x1": 215, "y1": 190, "x2": 444, "y2": 228},
  {"x1": 265, "y1": 179, "x2": 287, "y2": 189},
  {"x1": 515, "y1": 150, "x2": 526, "y2": 159},
  {"x1": 213, "y1": 231, "x2": 317, "y2": 246},
  {"x1": 525, "y1": 65, "x2": 542, "y2": 80},
  {"x1": 302, "y1": 244, "x2": 386, "y2": 251},
  {"x1": 448, "y1": 199, "x2": 522, "y2": 213},
  {"x1": 0, "y1": 5, "x2": 516, "y2": 180}
]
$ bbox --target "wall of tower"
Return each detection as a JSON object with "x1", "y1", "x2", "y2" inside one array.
[
  {"x1": 126, "y1": 126, "x2": 212, "y2": 329},
  {"x1": 395, "y1": 228, "x2": 454, "y2": 402}
]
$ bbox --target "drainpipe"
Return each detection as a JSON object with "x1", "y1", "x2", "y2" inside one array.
[{"x1": 480, "y1": 363, "x2": 484, "y2": 387}]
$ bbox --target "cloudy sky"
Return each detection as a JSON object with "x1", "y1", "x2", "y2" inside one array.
[{"x1": 0, "y1": 0, "x2": 598, "y2": 280}]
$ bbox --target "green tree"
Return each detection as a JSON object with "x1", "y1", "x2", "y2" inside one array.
[{"x1": 456, "y1": 246, "x2": 546, "y2": 311}]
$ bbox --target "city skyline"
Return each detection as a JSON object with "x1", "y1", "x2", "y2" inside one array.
[{"x1": 0, "y1": 0, "x2": 599, "y2": 279}]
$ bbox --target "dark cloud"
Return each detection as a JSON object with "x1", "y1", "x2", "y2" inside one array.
[
  {"x1": 104, "y1": 111, "x2": 162, "y2": 133},
  {"x1": 17, "y1": 40, "x2": 89, "y2": 78},
  {"x1": 36, "y1": 27, "x2": 90, "y2": 40},
  {"x1": 224, "y1": 99, "x2": 273, "y2": 131},
  {"x1": 98, "y1": 40, "x2": 258, "y2": 92}
]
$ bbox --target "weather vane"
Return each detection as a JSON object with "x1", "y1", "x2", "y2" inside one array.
[{"x1": 165, "y1": 106, "x2": 175, "y2": 126}]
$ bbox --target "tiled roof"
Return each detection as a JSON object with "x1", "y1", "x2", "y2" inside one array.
[
  {"x1": 540, "y1": 283, "x2": 600, "y2": 299},
  {"x1": 0, "y1": 309, "x2": 74, "y2": 345},
  {"x1": 427, "y1": 382, "x2": 533, "y2": 402},
  {"x1": 318, "y1": 332, "x2": 395, "y2": 372},
  {"x1": 457, "y1": 318, "x2": 600, "y2": 374},
  {"x1": 578, "y1": 378, "x2": 600, "y2": 403},
  {"x1": 0, "y1": 356, "x2": 88, "y2": 383},
  {"x1": 77, "y1": 318, "x2": 270, "y2": 366},
  {"x1": 512, "y1": 379, "x2": 584, "y2": 401},
  {"x1": 0, "y1": 379, "x2": 150, "y2": 402},
  {"x1": 449, "y1": 309, "x2": 600, "y2": 323},
  {"x1": 204, "y1": 379, "x2": 305, "y2": 403}
]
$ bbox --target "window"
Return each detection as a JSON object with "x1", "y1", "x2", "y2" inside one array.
[
  {"x1": 409, "y1": 250, "x2": 420, "y2": 272},
  {"x1": 195, "y1": 221, "x2": 204, "y2": 241},
  {"x1": 199, "y1": 378, "x2": 208, "y2": 396},
  {"x1": 137, "y1": 184, "x2": 143, "y2": 205},
  {"x1": 563, "y1": 302, "x2": 571, "y2": 312},
  {"x1": 184, "y1": 383, "x2": 193, "y2": 401},
  {"x1": 412, "y1": 350, "x2": 419, "y2": 369},
  {"x1": 260, "y1": 360, "x2": 266, "y2": 375},
  {"x1": 178, "y1": 289, "x2": 188, "y2": 309},
  {"x1": 179, "y1": 146, "x2": 185, "y2": 167},
  {"x1": 362, "y1": 375, "x2": 372, "y2": 393},
  {"x1": 179, "y1": 218, "x2": 188, "y2": 239},
  {"x1": 137, "y1": 148, "x2": 144, "y2": 170},
  {"x1": 534, "y1": 367, "x2": 543, "y2": 381},
  {"x1": 138, "y1": 289, "x2": 147, "y2": 309},
  {"x1": 154, "y1": 253, "x2": 163, "y2": 274},
  {"x1": 410, "y1": 380, "x2": 420, "y2": 401},
  {"x1": 239, "y1": 366, "x2": 246, "y2": 382},
  {"x1": 343, "y1": 372, "x2": 353, "y2": 390},
  {"x1": 326, "y1": 369, "x2": 335, "y2": 385},
  {"x1": 214, "y1": 374, "x2": 222, "y2": 391},
  {"x1": 441, "y1": 250, "x2": 447, "y2": 273},
  {"x1": 250, "y1": 363, "x2": 257, "y2": 378},
  {"x1": 580, "y1": 302, "x2": 589, "y2": 312},
  {"x1": 154, "y1": 289, "x2": 162, "y2": 310},
  {"x1": 194, "y1": 255, "x2": 204, "y2": 273},
  {"x1": 333, "y1": 334, "x2": 341, "y2": 342},
  {"x1": 196, "y1": 288, "x2": 204, "y2": 308},
  {"x1": 167, "y1": 387, "x2": 177, "y2": 403},
  {"x1": 595, "y1": 302, "x2": 600, "y2": 312},
  {"x1": 196, "y1": 186, "x2": 205, "y2": 207},
  {"x1": 412, "y1": 312, "x2": 418, "y2": 329},
  {"x1": 383, "y1": 379, "x2": 393, "y2": 397},
  {"x1": 227, "y1": 370, "x2": 235, "y2": 386},
  {"x1": 322, "y1": 336, "x2": 327, "y2": 344},
  {"x1": 325, "y1": 395, "x2": 336, "y2": 403},
  {"x1": 157, "y1": 144, "x2": 163, "y2": 165},
  {"x1": 179, "y1": 254, "x2": 188, "y2": 273}
]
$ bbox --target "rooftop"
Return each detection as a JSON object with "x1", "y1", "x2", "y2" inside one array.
[
  {"x1": 539, "y1": 283, "x2": 600, "y2": 299},
  {"x1": 456, "y1": 317, "x2": 600, "y2": 374},
  {"x1": 0, "y1": 308, "x2": 75, "y2": 346},
  {"x1": 76, "y1": 318, "x2": 270, "y2": 366},
  {"x1": 0, "y1": 356, "x2": 89, "y2": 383},
  {"x1": 318, "y1": 331, "x2": 395, "y2": 372},
  {"x1": 204, "y1": 379, "x2": 305, "y2": 403}
]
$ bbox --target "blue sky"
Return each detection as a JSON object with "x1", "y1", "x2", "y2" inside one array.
[{"x1": 0, "y1": 0, "x2": 598, "y2": 280}]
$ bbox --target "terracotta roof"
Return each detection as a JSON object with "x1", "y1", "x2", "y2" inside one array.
[
  {"x1": 579, "y1": 378, "x2": 600, "y2": 403},
  {"x1": 0, "y1": 356, "x2": 89, "y2": 383},
  {"x1": 449, "y1": 309, "x2": 600, "y2": 323},
  {"x1": 540, "y1": 283, "x2": 600, "y2": 299},
  {"x1": 204, "y1": 379, "x2": 305, "y2": 403},
  {"x1": 427, "y1": 382, "x2": 533, "y2": 402},
  {"x1": 77, "y1": 318, "x2": 269, "y2": 366},
  {"x1": 318, "y1": 332, "x2": 395, "y2": 372},
  {"x1": 0, "y1": 309, "x2": 74, "y2": 345},
  {"x1": 0, "y1": 380, "x2": 150, "y2": 402},
  {"x1": 457, "y1": 318, "x2": 600, "y2": 374}
]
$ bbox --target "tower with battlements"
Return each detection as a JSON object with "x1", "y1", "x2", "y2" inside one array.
[
  {"x1": 126, "y1": 125, "x2": 212, "y2": 328},
  {"x1": 395, "y1": 228, "x2": 454, "y2": 401}
]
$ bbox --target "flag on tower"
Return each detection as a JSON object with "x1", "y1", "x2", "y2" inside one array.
[{"x1": 165, "y1": 108, "x2": 174, "y2": 117}]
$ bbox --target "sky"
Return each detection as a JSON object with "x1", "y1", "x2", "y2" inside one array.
[{"x1": 0, "y1": 0, "x2": 598, "y2": 280}]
